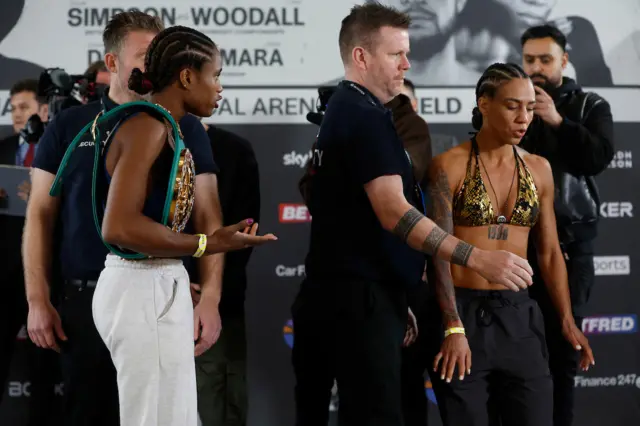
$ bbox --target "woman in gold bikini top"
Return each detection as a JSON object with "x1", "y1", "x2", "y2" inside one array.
[{"x1": 423, "y1": 63, "x2": 594, "y2": 426}]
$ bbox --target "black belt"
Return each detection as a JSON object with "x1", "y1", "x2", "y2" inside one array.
[{"x1": 65, "y1": 279, "x2": 98, "y2": 289}]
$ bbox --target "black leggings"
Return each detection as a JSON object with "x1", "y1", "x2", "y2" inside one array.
[{"x1": 427, "y1": 287, "x2": 553, "y2": 426}]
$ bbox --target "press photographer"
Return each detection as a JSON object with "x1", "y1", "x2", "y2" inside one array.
[{"x1": 17, "y1": 65, "x2": 109, "y2": 148}]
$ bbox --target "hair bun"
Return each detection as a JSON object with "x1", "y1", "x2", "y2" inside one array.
[
  {"x1": 471, "y1": 106, "x2": 483, "y2": 131},
  {"x1": 128, "y1": 68, "x2": 154, "y2": 95}
]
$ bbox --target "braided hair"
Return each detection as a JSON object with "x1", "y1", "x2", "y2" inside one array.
[
  {"x1": 471, "y1": 63, "x2": 529, "y2": 131},
  {"x1": 128, "y1": 25, "x2": 218, "y2": 95}
]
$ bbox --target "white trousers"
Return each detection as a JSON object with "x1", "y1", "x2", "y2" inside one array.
[{"x1": 92, "y1": 254, "x2": 197, "y2": 426}]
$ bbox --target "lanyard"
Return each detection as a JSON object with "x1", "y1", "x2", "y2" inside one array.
[{"x1": 344, "y1": 81, "x2": 427, "y2": 216}]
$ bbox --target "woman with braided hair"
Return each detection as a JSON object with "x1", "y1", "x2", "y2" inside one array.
[
  {"x1": 422, "y1": 62, "x2": 594, "y2": 426},
  {"x1": 90, "y1": 25, "x2": 276, "y2": 426}
]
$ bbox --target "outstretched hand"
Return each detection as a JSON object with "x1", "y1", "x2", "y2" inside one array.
[{"x1": 206, "y1": 219, "x2": 277, "y2": 254}]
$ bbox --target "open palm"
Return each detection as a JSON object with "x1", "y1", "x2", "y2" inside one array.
[{"x1": 208, "y1": 219, "x2": 277, "y2": 254}]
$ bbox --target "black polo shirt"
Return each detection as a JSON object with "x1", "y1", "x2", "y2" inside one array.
[
  {"x1": 304, "y1": 81, "x2": 425, "y2": 288},
  {"x1": 32, "y1": 91, "x2": 218, "y2": 281}
]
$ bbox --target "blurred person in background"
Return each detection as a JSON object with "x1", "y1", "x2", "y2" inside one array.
[
  {"x1": 0, "y1": 78, "x2": 59, "y2": 426},
  {"x1": 192, "y1": 120, "x2": 260, "y2": 426}
]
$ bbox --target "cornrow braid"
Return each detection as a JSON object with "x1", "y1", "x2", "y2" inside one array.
[
  {"x1": 471, "y1": 62, "x2": 529, "y2": 131},
  {"x1": 128, "y1": 25, "x2": 218, "y2": 95}
]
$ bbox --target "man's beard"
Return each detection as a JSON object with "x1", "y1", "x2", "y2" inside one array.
[{"x1": 530, "y1": 73, "x2": 560, "y2": 94}]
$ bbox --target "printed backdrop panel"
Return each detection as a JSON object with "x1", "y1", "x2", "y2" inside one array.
[{"x1": 1, "y1": 1, "x2": 639, "y2": 425}]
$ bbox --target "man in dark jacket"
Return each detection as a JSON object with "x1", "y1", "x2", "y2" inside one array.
[
  {"x1": 191, "y1": 122, "x2": 260, "y2": 426},
  {"x1": 387, "y1": 82, "x2": 434, "y2": 426},
  {"x1": 518, "y1": 25, "x2": 614, "y2": 426}
]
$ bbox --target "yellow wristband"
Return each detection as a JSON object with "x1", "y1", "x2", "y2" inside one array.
[
  {"x1": 193, "y1": 234, "x2": 207, "y2": 258},
  {"x1": 444, "y1": 327, "x2": 465, "y2": 338}
]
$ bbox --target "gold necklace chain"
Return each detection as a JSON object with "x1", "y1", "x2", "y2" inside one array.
[
  {"x1": 478, "y1": 151, "x2": 517, "y2": 224},
  {"x1": 153, "y1": 103, "x2": 184, "y2": 140}
]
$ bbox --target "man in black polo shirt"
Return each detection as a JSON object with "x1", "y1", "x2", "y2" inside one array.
[
  {"x1": 291, "y1": 4, "x2": 535, "y2": 426},
  {"x1": 22, "y1": 12, "x2": 225, "y2": 425}
]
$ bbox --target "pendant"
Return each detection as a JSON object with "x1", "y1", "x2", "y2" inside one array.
[{"x1": 497, "y1": 215, "x2": 507, "y2": 224}]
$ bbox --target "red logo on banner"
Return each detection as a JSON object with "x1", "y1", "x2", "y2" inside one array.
[{"x1": 279, "y1": 204, "x2": 311, "y2": 223}]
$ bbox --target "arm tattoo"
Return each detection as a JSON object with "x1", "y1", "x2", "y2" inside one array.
[
  {"x1": 393, "y1": 207, "x2": 423, "y2": 242},
  {"x1": 422, "y1": 227, "x2": 448, "y2": 256},
  {"x1": 451, "y1": 241, "x2": 474, "y2": 266},
  {"x1": 426, "y1": 165, "x2": 461, "y2": 325}
]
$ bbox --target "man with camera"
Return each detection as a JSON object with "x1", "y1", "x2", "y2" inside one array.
[
  {"x1": 23, "y1": 11, "x2": 225, "y2": 425},
  {"x1": 518, "y1": 25, "x2": 614, "y2": 426}
]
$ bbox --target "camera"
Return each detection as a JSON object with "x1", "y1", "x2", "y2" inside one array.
[
  {"x1": 306, "y1": 86, "x2": 337, "y2": 126},
  {"x1": 19, "y1": 68, "x2": 107, "y2": 145}
]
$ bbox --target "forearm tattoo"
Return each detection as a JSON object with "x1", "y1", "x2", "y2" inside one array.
[
  {"x1": 393, "y1": 207, "x2": 423, "y2": 242},
  {"x1": 451, "y1": 241, "x2": 474, "y2": 266},
  {"x1": 422, "y1": 227, "x2": 448, "y2": 256},
  {"x1": 434, "y1": 258, "x2": 461, "y2": 325},
  {"x1": 426, "y1": 166, "x2": 462, "y2": 324}
]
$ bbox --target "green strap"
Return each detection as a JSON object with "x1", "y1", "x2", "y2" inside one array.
[{"x1": 49, "y1": 101, "x2": 185, "y2": 259}]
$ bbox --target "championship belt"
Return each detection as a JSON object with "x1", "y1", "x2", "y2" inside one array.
[{"x1": 49, "y1": 101, "x2": 196, "y2": 260}]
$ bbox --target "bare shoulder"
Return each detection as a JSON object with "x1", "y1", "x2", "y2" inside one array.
[
  {"x1": 113, "y1": 112, "x2": 169, "y2": 154},
  {"x1": 518, "y1": 148, "x2": 551, "y2": 174},
  {"x1": 432, "y1": 141, "x2": 470, "y2": 171},
  {"x1": 428, "y1": 141, "x2": 471, "y2": 192},
  {"x1": 115, "y1": 112, "x2": 167, "y2": 142},
  {"x1": 517, "y1": 147, "x2": 553, "y2": 191}
]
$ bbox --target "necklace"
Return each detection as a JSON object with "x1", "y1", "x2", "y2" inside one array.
[
  {"x1": 153, "y1": 103, "x2": 184, "y2": 140},
  {"x1": 478, "y1": 150, "x2": 517, "y2": 224}
]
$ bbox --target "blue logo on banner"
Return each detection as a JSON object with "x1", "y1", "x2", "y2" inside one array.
[
  {"x1": 425, "y1": 379, "x2": 438, "y2": 405},
  {"x1": 283, "y1": 319, "x2": 294, "y2": 348},
  {"x1": 582, "y1": 315, "x2": 638, "y2": 335}
]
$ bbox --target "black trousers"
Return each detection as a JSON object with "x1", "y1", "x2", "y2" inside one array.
[
  {"x1": 427, "y1": 288, "x2": 553, "y2": 426},
  {"x1": 0, "y1": 257, "x2": 61, "y2": 425},
  {"x1": 291, "y1": 279, "x2": 407, "y2": 426},
  {"x1": 57, "y1": 281, "x2": 120, "y2": 426},
  {"x1": 0, "y1": 263, "x2": 27, "y2": 403},
  {"x1": 400, "y1": 282, "x2": 430, "y2": 426},
  {"x1": 530, "y1": 250, "x2": 594, "y2": 426}
]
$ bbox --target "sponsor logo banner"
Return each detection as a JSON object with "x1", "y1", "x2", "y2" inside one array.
[
  {"x1": 600, "y1": 202, "x2": 634, "y2": 218},
  {"x1": 582, "y1": 314, "x2": 638, "y2": 334},
  {"x1": 279, "y1": 203, "x2": 311, "y2": 223},
  {"x1": 609, "y1": 150, "x2": 632, "y2": 169},
  {"x1": 283, "y1": 150, "x2": 312, "y2": 168},
  {"x1": 593, "y1": 256, "x2": 630, "y2": 276},
  {"x1": 275, "y1": 264, "x2": 306, "y2": 277},
  {"x1": 6, "y1": 382, "x2": 65, "y2": 398},
  {"x1": 3, "y1": 87, "x2": 640, "y2": 126},
  {"x1": 574, "y1": 373, "x2": 640, "y2": 388}
]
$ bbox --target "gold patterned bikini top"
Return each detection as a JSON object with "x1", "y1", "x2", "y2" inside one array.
[{"x1": 452, "y1": 138, "x2": 540, "y2": 228}]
